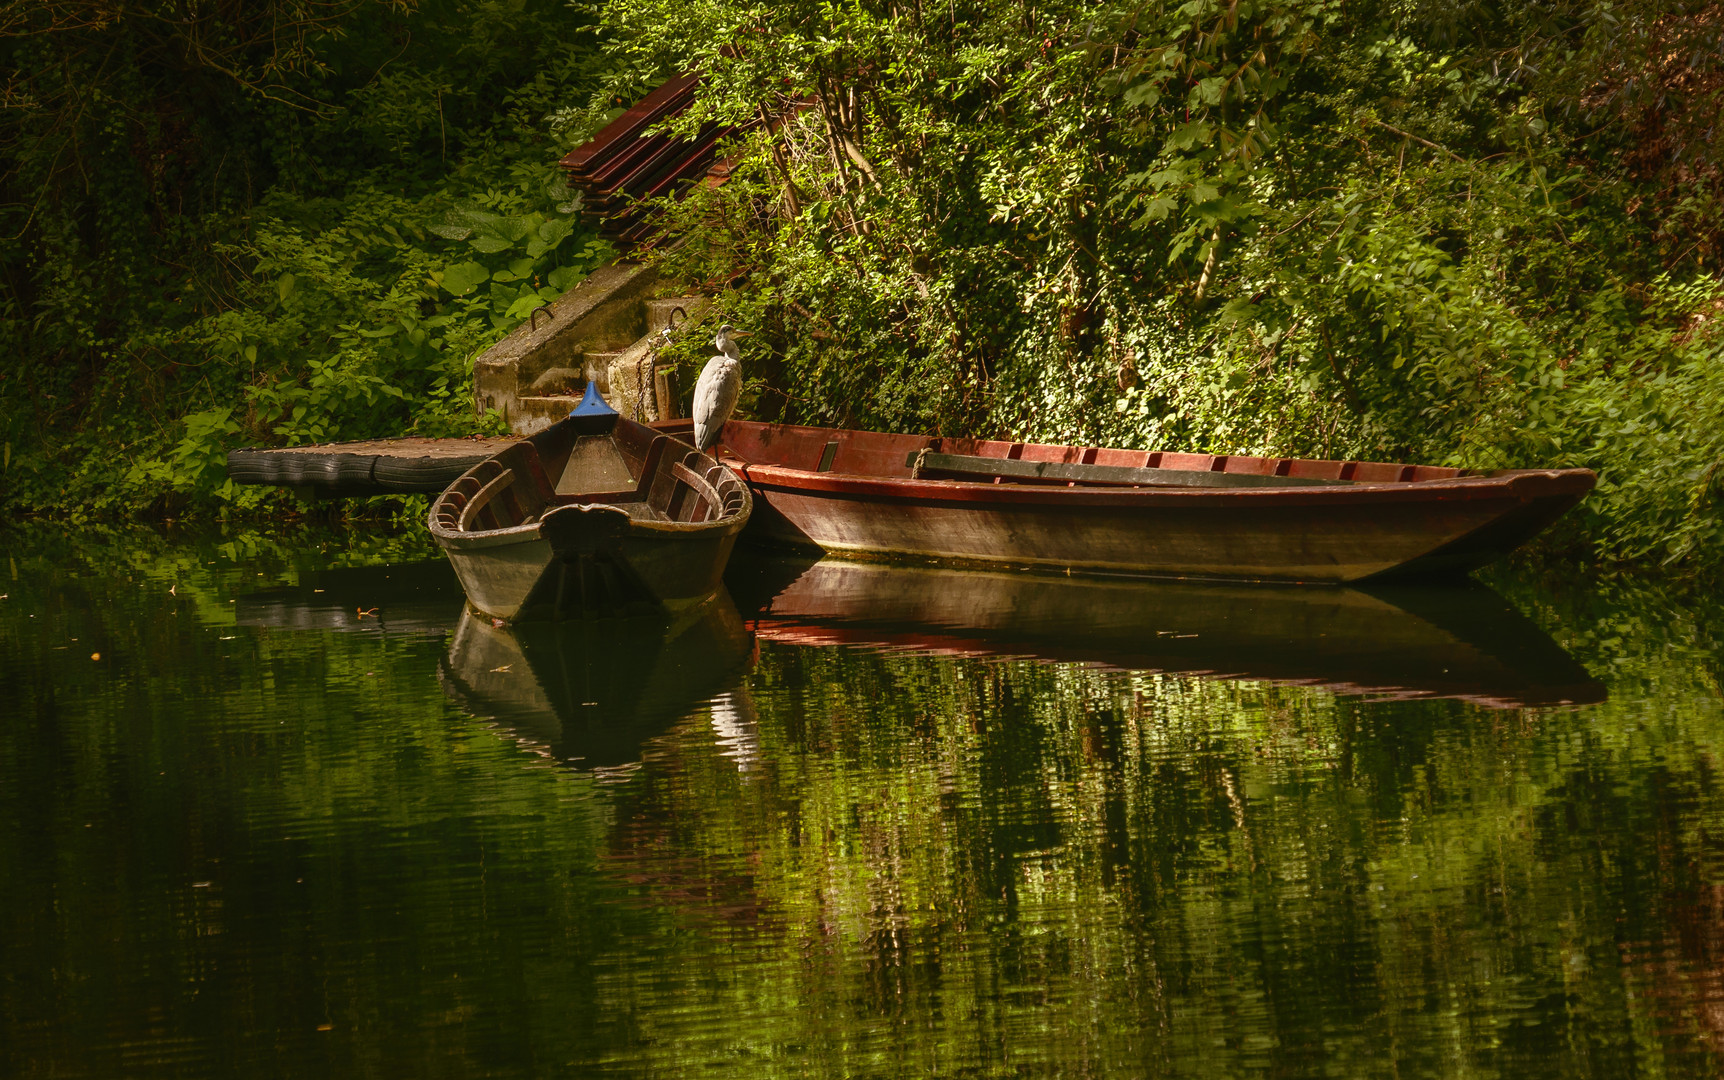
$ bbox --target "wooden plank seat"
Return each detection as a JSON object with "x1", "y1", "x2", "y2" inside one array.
[
  {"x1": 905, "y1": 450, "x2": 1356, "y2": 490},
  {"x1": 668, "y1": 456, "x2": 723, "y2": 523}
]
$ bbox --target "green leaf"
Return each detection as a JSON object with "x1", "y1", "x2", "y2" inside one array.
[
  {"x1": 505, "y1": 293, "x2": 548, "y2": 320},
  {"x1": 1165, "y1": 122, "x2": 1213, "y2": 151},
  {"x1": 441, "y1": 261, "x2": 491, "y2": 296},
  {"x1": 546, "y1": 265, "x2": 583, "y2": 291},
  {"x1": 527, "y1": 216, "x2": 575, "y2": 258}
]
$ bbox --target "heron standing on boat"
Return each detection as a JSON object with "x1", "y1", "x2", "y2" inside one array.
[{"x1": 693, "y1": 324, "x2": 748, "y2": 451}]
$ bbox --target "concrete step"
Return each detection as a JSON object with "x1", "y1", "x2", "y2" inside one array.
[
  {"x1": 526, "y1": 366, "x2": 584, "y2": 395},
  {"x1": 604, "y1": 337, "x2": 661, "y2": 423},
  {"x1": 583, "y1": 350, "x2": 627, "y2": 396},
  {"x1": 514, "y1": 395, "x2": 587, "y2": 430}
]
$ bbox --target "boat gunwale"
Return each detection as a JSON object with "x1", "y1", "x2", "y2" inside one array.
[
  {"x1": 428, "y1": 425, "x2": 751, "y2": 549},
  {"x1": 686, "y1": 418, "x2": 1597, "y2": 507},
  {"x1": 735, "y1": 460, "x2": 1597, "y2": 509}
]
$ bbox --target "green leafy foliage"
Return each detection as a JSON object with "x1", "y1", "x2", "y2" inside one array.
[
  {"x1": 611, "y1": 0, "x2": 1724, "y2": 569},
  {"x1": 0, "y1": 0, "x2": 616, "y2": 515}
]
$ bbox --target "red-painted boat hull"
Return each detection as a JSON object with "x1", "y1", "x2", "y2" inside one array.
[{"x1": 656, "y1": 419, "x2": 1595, "y2": 584}]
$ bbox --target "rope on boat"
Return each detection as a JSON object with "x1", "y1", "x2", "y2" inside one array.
[{"x1": 910, "y1": 447, "x2": 929, "y2": 478}]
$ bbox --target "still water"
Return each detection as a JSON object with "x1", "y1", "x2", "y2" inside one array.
[{"x1": 1, "y1": 526, "x2": 1721, "y2": 1078}]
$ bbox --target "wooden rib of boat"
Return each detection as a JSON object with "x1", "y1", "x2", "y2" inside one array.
[
  {"x1": 651, "y1": 418, "x2": 1595, "y2": 584},
  {"x1": 431, "y1": 387, "x2": 750, "y2": 621}
]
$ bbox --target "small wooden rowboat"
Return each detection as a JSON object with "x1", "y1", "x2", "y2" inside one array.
[
  {"x1": 656, "y1": 419, "x2": 1594, "y2": 584},
  {"x1": 431, "y1": 387, "x2": 750, "y2": 621}
]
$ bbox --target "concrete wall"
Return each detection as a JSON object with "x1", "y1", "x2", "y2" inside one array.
[
  {"x1": 472, "y1": 260, "x2": 713, "y2": 435},
  {"x1": 472, "y1": 261, "x2": 661, "y2": 432}
]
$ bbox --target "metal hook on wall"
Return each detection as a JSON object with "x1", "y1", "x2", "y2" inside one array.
[{"x1": 529, "y1": 305, "x2": 553, "y2": 332}]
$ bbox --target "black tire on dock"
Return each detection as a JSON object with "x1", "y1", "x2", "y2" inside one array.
[
  {"x1": 225, "y1": 449, "x2": 284, "y2": 487},
  {"x1": 226, "y1": 449, "x2": 381, "y2": 492},
  {"x1": 373, "y1": 453, "x2": 492, "y2": 492},
  {"x1": 305, "y1": 454, "x2": 380, "y2": 488}
]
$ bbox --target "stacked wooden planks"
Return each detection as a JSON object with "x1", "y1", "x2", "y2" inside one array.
[{"x1": 559, "y1": 74, "x2": 749, "y2": 247}]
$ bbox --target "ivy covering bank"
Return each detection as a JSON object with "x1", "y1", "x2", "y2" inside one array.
[{"x1": 2, "y1": 0, "x2": 1721, "y2": 569}]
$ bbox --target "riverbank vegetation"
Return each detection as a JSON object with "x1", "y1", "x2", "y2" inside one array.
[
  {"x1": 631, "y1": 0, "x2": 1724, "y2": 568},
  {"x1": 3, "y1": 0, "x2": 1720, "y2": 570},
  {"x1": 0, "y1": 0, "x2": 614, "y2": 516}
]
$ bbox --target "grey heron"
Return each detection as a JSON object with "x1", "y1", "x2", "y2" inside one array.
[{"x1": 693, "y1": 324, "x2": 749, "y2": 451}]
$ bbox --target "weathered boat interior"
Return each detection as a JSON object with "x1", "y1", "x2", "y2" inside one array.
[
  {"x1": 433, "y1": 418, "x2": 747, "y2": 536},
  {"x1": 712, "y1": 420, "x2": 1486, "y2": 488}
]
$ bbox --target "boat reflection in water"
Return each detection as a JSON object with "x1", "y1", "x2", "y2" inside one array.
[
  {"x1": 237, "y1": 559, "x2": 758, "y2": 770},
  {"x1": 729, "y1": 555, "x2": 1605, "y2": 709},
  {"x1": 438, "y1": 591, "x2": 754, "y2": 769}
]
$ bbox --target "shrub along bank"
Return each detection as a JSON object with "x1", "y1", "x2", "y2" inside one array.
[{"x1": 627, "y1": 0, "x2": 1724, "y2": 570}]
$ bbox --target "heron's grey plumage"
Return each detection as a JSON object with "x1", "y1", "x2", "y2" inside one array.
[
  {"x1": 693, "y1": 324, "x2": 746, "y2": 450},
  {"x1": 693, "y1": 355, "x2": 740, "y2": 451}
]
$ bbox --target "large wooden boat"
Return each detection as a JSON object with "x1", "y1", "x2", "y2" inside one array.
[
  {"x1": 729, "y1": 555, "x2": 1604, "y2": 709},
  {"x1": 431, "y1": 387, "x2": 750, "y2": 621},
  {"x1": 653, "y1": 419, "x2": 1595, "y2": 584}
]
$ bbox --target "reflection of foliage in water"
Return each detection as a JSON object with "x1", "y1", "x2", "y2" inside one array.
[
  {"x1": 0, "y1": 527, "x2": 1722, "y2": 1076},
  {"x1": 606, "y1": 590, "x2": 1724, "y2": 1075}
]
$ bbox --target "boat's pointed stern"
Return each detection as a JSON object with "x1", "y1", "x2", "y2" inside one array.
[{"x1": 539, "y1": 502, "x2": 633, "y2": 556}]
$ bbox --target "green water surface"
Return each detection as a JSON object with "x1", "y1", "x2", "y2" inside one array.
[{"x1": 1, "y1": 527, "x2": 1721, "y2": 1078}]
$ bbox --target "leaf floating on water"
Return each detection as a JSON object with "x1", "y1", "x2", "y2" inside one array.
[
  {"x1": 168, "y1": 584, "x2": 176, "y2": 595},
  {"x1": 489, "y1": 664, "x2": 513, "y2": 673},
  {"x1": 90, "y1": 652, "x2": 100, "y2": 661}
]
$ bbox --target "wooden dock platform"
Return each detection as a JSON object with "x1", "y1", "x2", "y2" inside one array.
[{"x1": 227, "y1": 437, "x2": 518, "y2": 495}]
